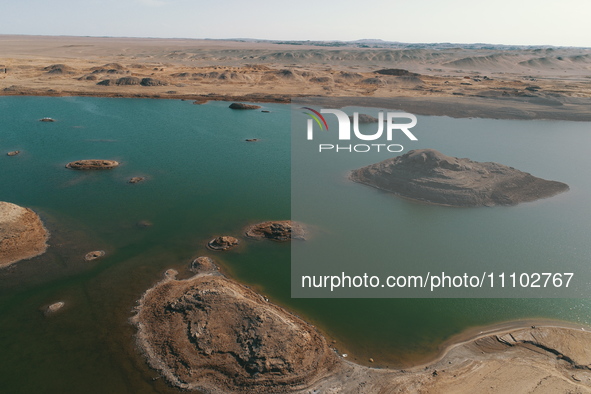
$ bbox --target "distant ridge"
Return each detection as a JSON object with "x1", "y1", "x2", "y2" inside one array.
[{"x1": 209, "y1": 37, "x2": 590, "y2": 50}]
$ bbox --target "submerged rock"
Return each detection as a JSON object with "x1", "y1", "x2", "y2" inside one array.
[
  {"x1": 66, "y1": 160, "x2": 119, "y2": 170},
  {"x1": 137, "y1": 220, "x2": 153, "y2": 228},
  {"x1": 0, "y1": 202, "x2": 49, "y2": 267},
  {"x1": 84, "y1": 250, "x2": 105, "y2": 261},
  {"x1": 350, "y1": 149, "x2": 569, "y2": 207},
  {"x1": 245, "y1": 220, "x2": 306, "y2": 241},
  {"x1": 207, "y1": 236, "x2": 240, "y2": 251},
  {"x1": 128, "y1": 176, "x2": 145, "y2": 184},
  {"x1": 229, "y1": 102, "x2": 261, "y2": 110}
]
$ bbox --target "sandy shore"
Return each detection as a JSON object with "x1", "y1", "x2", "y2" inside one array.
[
  {"x1": 1, "y1": 35, "x2": 590, "y2": 120},
  {"x1": 313, "y1": 323, "x2": 591, "y2": 394}
]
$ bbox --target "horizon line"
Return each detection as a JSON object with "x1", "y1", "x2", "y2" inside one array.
[{"x1": 0, "y1": 33, "x2": 589, "y2": 50}]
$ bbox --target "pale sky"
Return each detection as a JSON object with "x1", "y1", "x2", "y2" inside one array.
[{"x1": 0, "y1": 0, "x2": 589, "y2": 47}]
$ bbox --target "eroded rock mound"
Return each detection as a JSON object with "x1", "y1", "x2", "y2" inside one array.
[
  {"x1": 91, "y1": 63, "x2": 126, "y2": 73},
  {"x1": 97, "y1": 77, "x2": 141, "y2": 86},
  {"x1": 0, "y1": 202, "x2": 49, "y2": 267},
  {"x1": 189, "y1": 256, "x2": 216, "y2": 273},
  {"x1": 207, "y1": 236, "x2": 240, "y2": 251},
  {"x1": 140, "y1": 78, "x2": 167, "y2": 86},
  {"x1": 116, "y1": 77, "x2": 141, "y2": 85},
  {"x1": 96, "y1": 79, "x2": 115, "y2": 86},
  {"x1": 229, "y1": 103, "x2": 261, "y2": 110},
  {"x1": 44, "y1": 64, "x2": 75, "y2": 75},
  {"x1": 374, "y1": 68, "x2": 419, "y2": 77},
  {"x1": 245, "y1": 220, "x2": 305, "y2": 241},
  {"x1": 132, "y1": 272, "x2": 338, "y2": 392},
  {"x1": 350, "y1": 149, "x2": 568, "y2": 207},
  {"x1": 65, "y1": 160, "x2": 119, "y2": 170}
]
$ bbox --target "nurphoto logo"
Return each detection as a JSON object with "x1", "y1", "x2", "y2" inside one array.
[{"x1": 302, "y1": 107, "x2": 418, "y2": 153}]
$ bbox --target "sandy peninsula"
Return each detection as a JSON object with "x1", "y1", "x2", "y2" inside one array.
[
  {"x1": 1, "y1": 35, "x2": 590, "y2": 120},
  {"x1": 0, "y1": 201, "x2": 49, "y2": 267},
  {"x1": 134, "y1": 261, "x2": 591, "y2": 393}
]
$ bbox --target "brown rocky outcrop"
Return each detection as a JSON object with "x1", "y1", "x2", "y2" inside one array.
[
  {"x1": 132, "y1": 267, "x2": 338, "y2": 393},
  {"x1": 189, "y1": 256, "x2": 216, "y2": 273},
  {"x1": 207, "y1": 236, "x2": 240, "y2": 250},
  {"x1": 140, "y1": 78, "x2": 167, "y2": 86},
  {"x1": 0, "y1": 202, "x2": 49, "y2": 267},
  {"x1": 374, "y1": 68, "x2": 419, "y2": 77},
  {"x1": 90, "y1": 63, "x2": 126, "y2": 73},
  {"x1": 65, "y1": 160, "x2": 119, "y2": 170},
  {"x1": 350, "y1": 149, "x2": 569, "y2": 207},
  {"x1": 96, "y1": 79, "x2": 115, "y2": 86},
  {"x1": 43, "y1": 64, "x2": 75, "y2": 75},
  {"x1": 245, "y1": 220, "x2": 305, "y2": 241},
  {"x1": 84, "y1": 250, "x2": 105, "y2": 261},
  {"x1": 97, "y1": 77, "x2": 141, "y2": 86}
]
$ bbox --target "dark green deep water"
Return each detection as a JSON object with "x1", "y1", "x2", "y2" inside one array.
[{"x1": 0, "y1": 96, "x2": 590, "y2": 393}]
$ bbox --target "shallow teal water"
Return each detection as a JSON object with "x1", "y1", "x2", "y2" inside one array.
[
  {"x1": 0, "y1": 96, "x2": 590, "y2": 393},
  {"x1": 291, "y1": 108, "x2": 591, "y2": 298}
]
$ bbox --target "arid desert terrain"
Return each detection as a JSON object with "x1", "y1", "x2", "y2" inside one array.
[{"x1": 0, "y1": 35, "x2": 590, "y2": 120}]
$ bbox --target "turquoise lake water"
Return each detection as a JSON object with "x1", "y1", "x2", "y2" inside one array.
[{"x1": 0, "y1": 96, "x2": 590, "y2": 393}]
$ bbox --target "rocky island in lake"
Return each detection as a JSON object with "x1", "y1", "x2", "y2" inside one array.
[
  {"x1": 132, "y1": 265, "x2": 338, "y2": 393},
  {"x1": 245, "y1": 220, "x2": 306, "y2": 241},
  {"x1": 65, "y1": 160, "x2": 119, "y2": 170},
  {"x1": 207, "y1": 235, "x2": 240, "y2": 251},
  {"x1": 229, "y1": 102, "x2": 261, "y2": 110},
  {"x1": 350, "y1": 149, "x2": 569, "y2": 207},
  {"x1": 0, "y1": 201, "x2": 49, "y2": 267}
]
